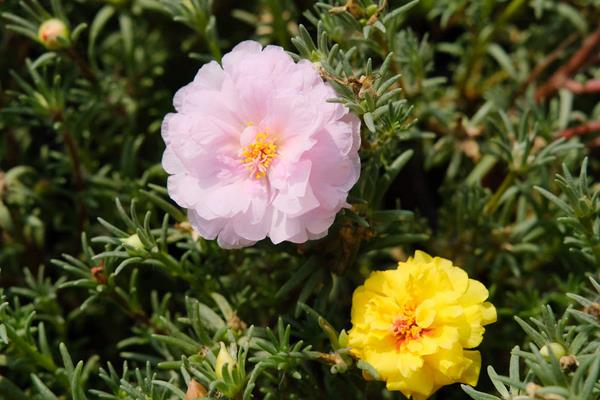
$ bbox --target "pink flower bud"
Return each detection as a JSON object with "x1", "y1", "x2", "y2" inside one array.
[{"x1": 37, "y1": 18, "x2": 70, "y2": 50}]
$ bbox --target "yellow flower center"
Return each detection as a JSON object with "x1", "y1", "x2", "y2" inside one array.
[
  {"x1": 240, "y1": 132, "x2": 278, "y2": 179},
  {"x1": 390, "y1": 308, "x2": 428, "y2": 350}
]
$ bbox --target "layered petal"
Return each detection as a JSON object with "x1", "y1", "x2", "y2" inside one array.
[
  {"x1": 348, "y1": 252, "x2": 496, "y2": 399},
  {"x1": 161, "y1": 40, "x2": 360, "y2": 248}
]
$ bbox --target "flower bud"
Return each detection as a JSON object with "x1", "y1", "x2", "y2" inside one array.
[
  {"x1": 38, "y1": 19, "x2": 70, "y2": 50},
  {"x1": 540, "y1": 342, "x2": 566, "y2": 360},
  {"x1": 215, "y1": 342, "x2": 235, "y2": 379},
  {"x1": 366, "y1": 4, "x2": 379, "y2": 16},
  {"x1": 121, "y1": 233, "x2": 144, "y2": 251},
  {"x1": 184, "y1": 379, "x2": 208, "y2": 400}
]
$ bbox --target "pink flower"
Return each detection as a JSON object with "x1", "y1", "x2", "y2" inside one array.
[{"x1": 161, "y1": 41, "x2": 361, "y2": 249}]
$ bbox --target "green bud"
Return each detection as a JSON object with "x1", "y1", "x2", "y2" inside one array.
[
  {"x1": 38, "y1": 19, "x2": 70, "y2": 50},
  {"x1": 540, "y1": 342, "x2": 566, "y2": 360},
  {"x1": 366, "y1": 4, "x2": 379, "y2": 16},
  {"x1": 121, "y1": 233, "x2": 144, "y2": 251}
]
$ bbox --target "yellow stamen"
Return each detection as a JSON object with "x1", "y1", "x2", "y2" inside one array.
[{"x1": 240, "y1": 132, "x2": 277, "y2": 179}]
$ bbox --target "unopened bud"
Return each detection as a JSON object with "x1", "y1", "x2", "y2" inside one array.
[
  {"x1": 184, "y1": 379, "x2": 208, "y2": 400},
  {"x1": 38, "y1": 19, "x2": 70, "y2": 50},
  {"x1": 121, "y1": 233, "x2": 144, "y2": 251},
  {"x1": 91, "y1": 262, "x2": 107, "y2": 284},
  {"x1": 215, "y1": 342, "x2": 236, "y2": 379},
  {"x1": 540, "y1": 342, "x2": 566, "y2": 360},
  {"x1": 366, "y1": 4, "x2": 379, "y2": 16}
]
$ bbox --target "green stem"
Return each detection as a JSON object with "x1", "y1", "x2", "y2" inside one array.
[
  {"x1": 66, "y1": 47, "x2": 98, "y2": 85},
  {"x1": 107, "y1": 290, "x2": 166, "y2": 334},
  {"x1": 62, "y1": 130, "x2": 84, "y2": 192},
  {"x1": 267, "y1": 0, "x2": 289, "y2": 47},
  {"x1": 496, "y1": 0, "x2": 528, "y2": 27},
  {"x1": 484, "y1": 171, "x2": 515, "y2": 216},
  {"x1": 62, "y1": 128, "x2": 88, "y2": 234},
  {"x1": 207, "y1": 36, "x2": 222, "y2": 62},
  {"x1": 466, "y1": 155, "x2": 497, "y2": 185},
  {"x1": 202, "y1": 15, "x2": 222, "y2": 62}
]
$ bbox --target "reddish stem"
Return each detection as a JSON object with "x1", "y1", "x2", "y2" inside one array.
[
  {"x1": 563, "y1": 79, "x2": 600, "y2": 94},
  {"x1": 535, "y1": 25, "x2": 600, "y2": 102},
  {"x1": 512, "y1": 34, "x2": 577, "y2": 102},
  {"x1": 557, "y1": 121, "x2": 600, "y2": 140}
]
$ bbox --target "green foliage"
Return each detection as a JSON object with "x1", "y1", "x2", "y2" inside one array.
[
  {"x1": 2, "y1": 0, "x2": 600, "y2": 399},
  {"x1": 463, "y1": 277, "x2": 600, "y2": 400}
]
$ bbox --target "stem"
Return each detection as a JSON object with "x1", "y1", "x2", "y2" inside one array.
[
  {"x1": 556, "y1": 121, "x2": 600, "y2": 140},
  {"x1": 207, "y1": 36, "x2": 222, "y2": 62},
  {"x1": 535, "y1": 24, "x2": 600, "y2": 102},
  {"x1": 66, "y1": 47, "x2": 98, "y2": 85},
  {"x1": 512, "y1": 34, "x2": 578, "y2": 103},
  {"x1": 62, "y1": 130, "x2": 84, "y2": 192},
  {"x1": 267, "y1": 0, "x2": 289, "y2": 47},
  {"x1": 563, "y1": 79, "x2": 600, "y2": 94},
  {"x1": 62, "y1": 129, "x2": 87, "y2": 233},
  {"x1": 484, "y1": 171, "x2": 515, "y2": 216},
  {"x1": 108, "y1": 291, "x2": 166, "y2": 334},
  {"x1": 466, "y1": 155, "x2": 497, "y2": 185},
  {"x1": 201, "y1": 15, "x2": 222, "y2": 62},
  {"x1": 461, "y1": 0, "x2": 528, "y2": 98}
]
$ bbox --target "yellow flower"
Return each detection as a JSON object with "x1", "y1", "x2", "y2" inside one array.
[{"x1": 348, "y1": 251, "x2": 496, "y2": 399}]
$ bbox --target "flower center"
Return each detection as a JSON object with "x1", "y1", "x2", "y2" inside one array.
[
  {"x1": 240, "y1": 132, "x2": 278, "y2": 179},
  {"x1": 390, "y1": 308, "x2": 427, "y2": 350}
]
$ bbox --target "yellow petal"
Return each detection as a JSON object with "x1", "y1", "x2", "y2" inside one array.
[
  {"x1": 367, "y1": 347, "x2": 424, "y2": 378},
  {"x1": 445, "y1": 266, "x2": 469, "y2": 294},
  {"x1": 437, "y1": 304, "x2": 464, "y2": 321},
  {"x1": 461, "y1": 279, "x2": 489, "y2": 304},
  {"x1": 407, "y1": 250, "x2": 433, "y2": 264},
  {"x1": 463, "y1": 325, "x2": 485, "y2": 348},
  {"x1": 481, "y1": 302, "x2": 497, "y2": 325},
  {"x1": 459, "y1": 350, "x2": 482, "y2": 386},
  {"x1": 416, "y1": 300, "x2": 436, "y2": 328},
  {"x1": 387, "y1": 365, "x2": 435, "y2": 398},
  {"x1": 363, "y1": 270, "x2": 396, "y2": 296},
  {"x1": 431, "y1": 326, "x2": 459, "y2": 349}
]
